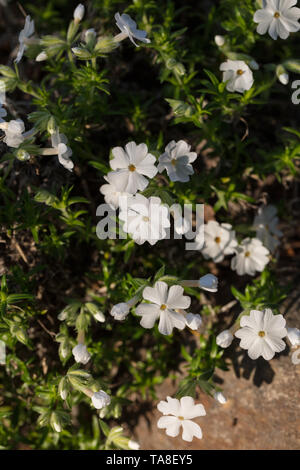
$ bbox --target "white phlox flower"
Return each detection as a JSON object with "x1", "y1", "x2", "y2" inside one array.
[
  {"x1": 231, "y1": 238, "x2": 270, "y2": 276},
  {"x1": 157, "y1": 140, "x2": 197, "y2": 183},
  {"x1": 136, "y1": 281, "x2": 191, "y2": 335},
  {"x1": 100, "y1": 173, "x2": 131, "y2": 209},
  {"x1": 0, "y1": 119, "x2": 26, "y2": 148},
  {"x1": 114, "y1": 13, "x2": 151, "y2": 46},
  {"x1": 253, "y1": 0, "x2": 300, "y2": 40},
  {"x1": 110, "y1": 295, "x2": 139, "y2": 321},
  {"x1": 235, "y1": 308, "x2": 287, "y2": 361},
  {"x1": 253, "y1": 204, "x2": 283, "y2": 252},
  {"x1": 157, "y1": 396, "x2": 206, "y2": 442},
  {"x1": 72, "y1": 343, "x2": 91, "y2": 364},
  {"x1": 220, "y1": 60, "x2": 254, "y2": 93},
  {"x1": 108, "y1": 142, "x2": 157, "y2": 194},
  {"x1": 197, "y1": 220, "x2": 238, "y2": 262},
  {"x1": 91, "y1": 390, "x2": 111, "y2": 409},
  {"x1": 118, "y1": 194, "x2": 170, "y2": 245},
  {"x1": 15, "y1": 15, "x2": 35, "y2": 64}
]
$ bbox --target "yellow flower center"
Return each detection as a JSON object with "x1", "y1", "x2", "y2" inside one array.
[
  {"x1": 274, "y1": 11, "x2": 280, "y2": 18},
  {"x1": 237, "y1": 69, "x2": 244, "y2": 76},
  {"x1": 258, "y1": 331, "x2": 265, "y2": 338},
  {"x1": 142, "y1": 216, "x2": 149, "y2": 222},
  {"x1": 245, "y1": 251, "x2": 251, "y2": 257},
  {"x1": 215, "y1": 236, "x2": 221, "y2": 244},
  {"x1": 171, "y1": 159, "x2": 177, "y2": 166},
  {"x1": 160, "y1": 304, "x2": 167, "y2": 310},
  {"x1": 128, "y1": 164, "x2": 136, "y2": 172},
  {"x1": 178, "y1": 416, "x2": 184, "y2": 421}
]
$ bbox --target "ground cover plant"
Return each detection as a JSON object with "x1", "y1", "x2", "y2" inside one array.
[{"x1": 0, "y1": 0, "x2": 300, "y2": 450}]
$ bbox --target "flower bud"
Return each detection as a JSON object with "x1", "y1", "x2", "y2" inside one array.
[
  {"x1": 214, "y1": 35, "x2": 225, "y2": 46},
  {"x1": 72, "y1": 343, "x2": 91, "y2": 364},
  {"x1": 110, "y1": 302, "x2": 130, "y2": 321},
  {"x1": 278, "y1": 72, "x2": 289, "y2": 85},
  {"x1": 73, "y1": 4, "x2": 85, "y2": 23},
  {"x1": 128, "y1": 440, "x2": 140, "y2": 450},
  {"x1": 0, "y1": 340, "x2": 6, "y2": 365},
  {"x1": 36, "y1": 51, "x2": 47, "y2": 62},
  {"x1": 50, "y1": 412, "x2": 62, "y2": 433},
  {"x1": 216, "y1": 329, "x2": 234, "y2": 348},
  {"x1": 85, "y1": 28, "x2": 96, "y2": 45},
  {"x1": 199, "y1": 274, "x2": 218, "y2": 292},
  {"x1": 287, "y1": 327, "x2": 300, "y2": 348},
  {"x1": 214, "y1": 391, "x2": 227, "y2": 404},
  {"x1": 91, "y1": 390, "x2": 111, "y2": 409},
  {"x1": 185, "y1": 313, "x2": 202, "y2": 331}
]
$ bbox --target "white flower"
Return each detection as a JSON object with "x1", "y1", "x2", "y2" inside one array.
[
  {"x1": 85, "y1": 28, "x2": 96, "y2": 44},
  {"x1": 185, "y1": 313, "x2": 202, "y2": 331},
  {"x1": 214, "y1": 35, "x2": 225, "y2": 46},
  {"x1": 108, "y1": 142, "x2": 157, "y2": 194},
  {"x1": 36, "y1": 51, "x2": 47, "y2": 62},
  {"x1": 279, "y1": 72, "x2": 289, "y2": 84},
  {"x1": 72, "y1": 343, "x2": 91, "y2": 364},
  {"x1": 216, "y1": 329, "x2": 234, "y2": 348},
  {"x1": 91, "y1": 390, "x2": 111, "y2": 409},
  {"x1": 157, "y1": 140, "x2": 197, "y2": 183},
  {"x1": 73, "y1": 3, "x2": 85, "y2": 23},
  {"x1": 110, "y1": 302, "x2": 130, "y2": 321},
  {"x1": 235, "y1": 309, "x2": 287, "y2": 361},
  {"x1": 119, "y1": 194, "x2": 170, "y2": 245},
  {"x1": 51, "y1": 130, "x2": 74, "y2": 171},
  {"x1": 0, "y1": 119, "x2": 25, "y2": 148},
  {"x1": 0, "y1": 340, "x2": 6, "y2": 365},
  {"x1": 15, "y1": 15, "x2": 35, "y2": 64},
  {"x1": 291, "y1": 349, "x2": 300, "y2": 364},
  {"x1": 100, "y1": 173, "x2": 130, "y2": 209},
  {"x1": 253, "y1": 205, "x2": 283, "y2": 252},
  {"x1": 220, "y1": 60, "x2": 254, "y2": 93},
  {"x1": 214, "y1": 392, "x2": 227, "y2": 404},
  {"x1": 197, "y1": 221, "x2": 238, "y2": 262},
  {"x1": 231, "y1": 238, "x2": 270, "y2": 276},
  {"x1": 157, "y1": 396, "x2": 206, "y2": 442},
  {"x1": 286, "y1": 327, "x2": 300, "y2": 347},
  {"x1": 136, "y1": 281, "x2": 190, "y2": 335},
  {"x1": 114, "y1": 12, "x2": 151, "y2": 46},
  {"x1": 128, "y1": 440, "x2": 140, "y2": 450},
  {"x1": 253, "y1": 0, "x2": 300, "y2": 40},
  {"x1": 249, "y1": 59, "x2": 260, "y2": 70}
]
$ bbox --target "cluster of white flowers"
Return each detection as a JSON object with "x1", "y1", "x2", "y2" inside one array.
[
  {"x1": 100, "y1": 140, "x2": 198, "y2": 245},
  {"x1": 110, "y1": 273, "x2": 218, "y2": 336},
  {"x1": 218, "y1": 2, "x2": 300, "y2": 92},
  {"x1": 217, "y1": 308, "x2": 300, "y2": 365},
  {"x1": 195, "y1": 204, "x2": 282, "y2": 276}
]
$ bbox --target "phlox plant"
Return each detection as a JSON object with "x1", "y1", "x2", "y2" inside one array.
[{"x1": 0, "y1": 0, "x2": 299, "y2": 450}]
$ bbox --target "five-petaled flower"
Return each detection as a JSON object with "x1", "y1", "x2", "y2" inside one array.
[
  {"x1": 136, "y1": 281, "x2": 190, "y2": 335},
  {"x1": 157, "y1": 140, "x2": 197, "y2": 183},
  {"x1": 253, "y1": 205, "x2": 282, "y2": 252},
  {"x1": 0, "y1": 119, "x2": 26, "y2": 148},
  {"x1": 114, "y1": 12, "x2": 151, "y2": 46},
  {"x1": 220, "y1": 60, "x2": 254, "y2": 93},
  {"x1": 50, "y1": 130, "x2": 74, "y2": 171},
  {"x1": 197, "y1": 220, "x2": 238, "y2": 262},
  {"x1": 72, "y1": 343, "x2": 91, "y2": 364},
  {"x1": 108, "y1": 141, "x2": 157, "y2": 194},
  {"x1": 157, "y1": 396, "x2": 206, "y2": 442},
  {"x1": 235, "y1": 308, "x2": 287, "y2": 361},
  {"x1": 231, "y1": 238, "x2": 270, "y2": 276},
  {"x1": 119, "y1": 194, "x2": 170, "y2": 245},
  {"x1": 253, "y1": 0, "x2": 300, "y2": 40}
]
